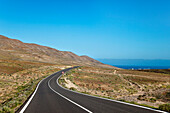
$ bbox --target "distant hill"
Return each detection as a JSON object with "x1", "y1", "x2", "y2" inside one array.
[{"x1": 0, "y1": 35, "x2": 115, "y2": 68}]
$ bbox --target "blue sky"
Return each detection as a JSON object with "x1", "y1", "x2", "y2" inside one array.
[{"x1": 0, "y1": 0, "x2": 170, "y2": 59}]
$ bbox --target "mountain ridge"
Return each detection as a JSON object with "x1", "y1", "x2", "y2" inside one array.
[{"x1": 0, "y1": 35, "x2": 116, "y2": 68}]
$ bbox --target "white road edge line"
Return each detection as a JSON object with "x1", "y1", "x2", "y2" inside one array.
[
  {"x1": 19, "y1": 75, "x2": 50, "y2": 113},
  {"x1": 19, "y1": 71, "x2": 60, "y2": 113},
  {"x1": 48, "y1": 75, "x2": 93, "y2": 113},
  {"x1": 57, "y1": 74, "x2": 167, "y2": 113}
]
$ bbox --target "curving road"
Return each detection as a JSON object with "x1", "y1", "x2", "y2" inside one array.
[{"x1": 18, "y1": 67, "x2": 165, "y2": 113}]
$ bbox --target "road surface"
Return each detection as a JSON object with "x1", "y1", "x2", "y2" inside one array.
[{"x1": 18, "y1": 67, "x2": 164, "y2": 113}]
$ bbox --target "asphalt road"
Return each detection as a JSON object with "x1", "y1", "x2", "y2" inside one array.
[{"x1": 18, "y1": 67, "x2": 164, "y2": 113}]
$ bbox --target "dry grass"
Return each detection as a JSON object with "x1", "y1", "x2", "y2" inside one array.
[
  {"x1": 60, "y1": 66, "x2": 170, "y2": 109},
  {"x1": 0, "y1": 59, "x2": 67, "y2": 112}
]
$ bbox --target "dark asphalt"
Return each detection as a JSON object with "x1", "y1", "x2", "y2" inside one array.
[{"x1": 19, "y1": 67, "x2": 162, "y2": 113}]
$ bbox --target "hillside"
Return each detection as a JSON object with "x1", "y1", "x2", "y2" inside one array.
[
  {"x1": 0, "y1": 35, "x2": 115, "y2": 68},
  {"x1": 0, "y1": 34, "x2": 116, "y2": 112},
  {"x1": 60, "y1": 66, "x2": 170, "y2": 112}
]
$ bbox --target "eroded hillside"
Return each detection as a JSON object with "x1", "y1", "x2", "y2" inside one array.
[{"x1": 0, "y1": 35, "x2": 115, "y2": 68}]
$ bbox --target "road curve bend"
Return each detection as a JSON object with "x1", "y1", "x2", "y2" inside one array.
[{"x1": 18, "y1": 67, "x2": 166, "y2": 113}]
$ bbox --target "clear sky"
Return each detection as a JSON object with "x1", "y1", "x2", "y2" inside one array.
[{"x1": 0, "y1": 0, "x2": 170, "y2": 59}]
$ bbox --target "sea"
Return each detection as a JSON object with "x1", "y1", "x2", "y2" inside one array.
[{"x1": 97, "y1": 59, "x2": 170, "y2": 70}]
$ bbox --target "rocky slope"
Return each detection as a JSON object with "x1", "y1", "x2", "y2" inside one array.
[{"x1": 0, "y1": 35, "x2": 115, "y2": 68}]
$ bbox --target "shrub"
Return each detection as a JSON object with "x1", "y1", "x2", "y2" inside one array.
[
  {"x1": 159, "y1": 103, "x2": 170, "y2": 112},
  {"x1": 69, "y1": 87, "x2": 76, "y2": 91},
  {"x1": 149, "y1": 98, "x2": 156, "y2": 103},
  {"x1": 1, "y1": 106, "x2": 14, "y2": 113},
  {"x1": 165, "y1": 92, "x2": 170, "y2": 98}
]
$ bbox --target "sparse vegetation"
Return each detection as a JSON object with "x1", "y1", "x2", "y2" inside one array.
[
  {"x1": 0, "y1": 59, "x2": 66, "y2": 112},
  {"x1": 59, "y1": 66, "x2": 170, "y2": 112},
  {"x1": 0, "y1": 35, "x2": 169, "y2": 112},
  {"x1": 138, "y1": 69, "x2": 170, "y2": 75},
  {"x1": 0, "y1": 35, "x2": 116, "y2": 112},
  {"x1": 158, "y1": 103, "x2": 170, "y2": 112}
]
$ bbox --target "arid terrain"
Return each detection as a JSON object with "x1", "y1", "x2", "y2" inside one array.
[
  {"x1": 0, "y1": 35, "x2": 114, "y2": 69},
  {"x1": 0, "y1": 35, "x2": 115, "y2": 112},
  {"x1": 60, "y1": 66, "x2": 170, "y2": 112},
  {"x1": 0, "y1": 35, "x2": 169, "y2": 112},
  {"x1": 0, "y1": 59, "x2": 71, "y2": 112}
]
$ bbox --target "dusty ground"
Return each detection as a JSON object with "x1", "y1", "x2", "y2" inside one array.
[
  {"x1": 0, "y1": 59, "x2": 69, "y2": 112},
  {"x1": 60, "y1": 66, "x2": 170, "y2": 108}
]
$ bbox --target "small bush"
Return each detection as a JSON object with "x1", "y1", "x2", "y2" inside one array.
[
  {"x1": 1, "y1": 106, "x2": 14, "y2": 113},
  {"x1": 69, "y1": 87, "x2": 76, "y2": 91},
  {"x1": 149, "y1": 98, "x2": 156, "y2": 103},
  {"x1": 159, "y1": 103, "x2": 170, "y2": 112}
]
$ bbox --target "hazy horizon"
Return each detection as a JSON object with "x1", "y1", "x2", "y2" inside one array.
[
  {"x1": 97, "y1": 58, "x2": 170, "y2": 60},
  {"x1": 97, "y1": 59, "x2": 170, "y2": 67}
]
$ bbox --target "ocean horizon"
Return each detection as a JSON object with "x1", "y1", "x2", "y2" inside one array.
[{"x1": 97, "y1": 59, "x2": 170, "y2": 69}]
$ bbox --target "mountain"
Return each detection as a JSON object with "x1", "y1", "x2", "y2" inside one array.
[{"x1": 0, "y1": 35, "x2": 116, "y2": 68}]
